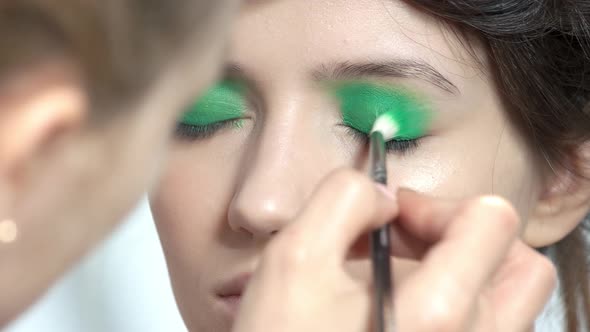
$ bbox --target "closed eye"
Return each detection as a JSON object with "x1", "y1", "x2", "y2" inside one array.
[
  {"x1": 175, "y1": 120, "x2": 243, "y2": 140},
  {"x1": 342, "y1": 125, "x2": 421, "y2": 155}
]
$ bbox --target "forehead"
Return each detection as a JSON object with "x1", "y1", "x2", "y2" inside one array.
[{"x1": 231, "y1": 0, "x2": 484, "y2": 87}]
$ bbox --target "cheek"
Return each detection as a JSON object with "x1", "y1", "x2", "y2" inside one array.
[
  {"x1": 486, "y1": 129, "x2": 542, "y2": 219},
  {"x1": 391, "y1": 109, "x2": 542, "y2": 221},
  {"x1": 149, "y1": 143, "x2": 243, "y2": 276}
]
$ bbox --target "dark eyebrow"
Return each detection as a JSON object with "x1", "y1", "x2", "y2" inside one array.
[
  {"x1": 223, "y1": 63, "x2": 267, "y2": 102},
  {"x1": 312, "y1": 60, "x2": 460, "y2": 95}
]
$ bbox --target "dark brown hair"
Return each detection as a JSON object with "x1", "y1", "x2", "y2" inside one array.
[{"x1": 406, "y1": 1, "x2": 590, "y2": 330}]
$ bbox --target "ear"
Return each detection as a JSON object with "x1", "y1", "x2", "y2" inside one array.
[
  {"x1": 524, "y1": 143, "x2": 590, "y2": 248},
  {"x1": 0, "y1": 61, "x2": 87, "y2": 181}
]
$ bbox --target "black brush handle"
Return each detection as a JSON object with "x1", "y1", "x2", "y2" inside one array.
[
  {"x1": 371, "y1": 226, "x2": 393, "y2": 332},
  {"x1": 369, "y1": 132, "x2": 394, "y2": 332}
]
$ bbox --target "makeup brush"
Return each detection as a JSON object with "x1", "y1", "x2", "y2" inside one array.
[
  {"x1": 330, "y1": 81, "x2": 431, "y2": 331},
  {"x1": 366, "y1": 91, "x2": 431, "y2": 332},
  {"x1": 369, "y1": 113, "x2": 397, "y2": 332}
]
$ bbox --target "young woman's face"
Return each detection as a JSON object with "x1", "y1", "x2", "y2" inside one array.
[{"x1": 149, "y1": 0, "x2": 545, "y2": 330}]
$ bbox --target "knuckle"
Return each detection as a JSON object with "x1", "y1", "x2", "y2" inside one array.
[
  {"x1": 532, "y1": 253, "x2": 558, "y2": 290},
  {"x1": 332, "y1": 169, "x2": 371, "y2": 192},
  {"x1": 513, "y1": 246, "x2": 558, "y2": 302},
  {"x1": 261, "y1": 230, "x2": 310, "y2": 277},
  {"x1": 416, "y1": 295, "x2": 465, "y2": 332},
  {"x1": 331, "y1": 169, "x2": 376, "y2": 205}
]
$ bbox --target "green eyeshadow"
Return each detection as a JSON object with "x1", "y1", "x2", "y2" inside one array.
[
  {"x1": 332, "y1": 82, "x2": 431, "y2": 139},
  {"x1": 180, "y1": 79, "x2": 246, "y2": 126}
]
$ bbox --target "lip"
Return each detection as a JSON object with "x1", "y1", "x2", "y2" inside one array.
[{"x1": 214, "y1": 273, "x2": 251, "y2": 318}]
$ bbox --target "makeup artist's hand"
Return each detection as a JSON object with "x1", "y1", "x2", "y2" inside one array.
[
  {"x1": 232, "y1": 169, "x2": 557, "y2": 332},
  {"x1": 390, "y1": 190, "x2": 556, "y2": 332}
]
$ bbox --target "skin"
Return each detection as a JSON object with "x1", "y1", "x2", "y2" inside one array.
[
  {"x1": 0, "y1": 0, "x2": 241, "y2": 326},
  {"x1": 234, "y1": 175, "x2": 555, "y2": 332},
  {"x1": 150, "y1": 0, "x2": 590, "y2": 331}
]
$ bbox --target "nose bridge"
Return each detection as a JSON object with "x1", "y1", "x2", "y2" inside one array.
[{"x1": 228, "y1": 95, "x2": 322, "y2": 238}]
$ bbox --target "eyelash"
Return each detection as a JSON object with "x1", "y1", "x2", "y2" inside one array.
[
  {"x1": 175, "y1": 121, "x2": 422, "y2": 155},
  {"x1": 344, "y1": 126, "x2": 421, "y2": 155},
  {"x1": 175, "y1": 120, "x2": 241, "y2": 140}
]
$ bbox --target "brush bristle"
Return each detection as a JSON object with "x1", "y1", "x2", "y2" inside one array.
[{"x1": 371, "y1": 113, "x2": 399, "y2": 141}]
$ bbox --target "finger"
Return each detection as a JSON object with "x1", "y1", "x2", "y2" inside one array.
[
  {"x1": 346, "y1": 189, "x2": 460, "y2": 260},
  {"x1": 389, "y1": 222, "x2": 429, "y2": 259},
  {"x1": 345, "y1": 257, "x2": 420, "y2": 287},
  {"x1": 271, "y1": 168, "x2": 398, "y2": 265},
  {"x1": 491, "y1": 241, "x2": 557, "y2": 332},
  {"x1": 396, "y1": 189, "x2": 458, "y2": 243},
  {"x1": 348, "y1": 223, "x2": 428, "y2": 260},
  {"x1": 395, "y1": 196, "x2": 521, "y2": 332}
]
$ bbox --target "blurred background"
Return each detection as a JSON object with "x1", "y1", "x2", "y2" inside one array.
[{"x1": 5, "y1": 198, "x2": 186, "y2": 332}]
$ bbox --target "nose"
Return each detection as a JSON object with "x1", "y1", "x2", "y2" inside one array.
[
  {"x1": 228, "y1": 192, "x2": 291, "y2": 239},
  {"x1": 228, "y1": 110, "x2": 326, "y2": 240}
]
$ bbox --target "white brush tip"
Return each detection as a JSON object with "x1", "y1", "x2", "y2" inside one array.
[{"x1": 371, "y1": 114, "x2": 399, "y2": 141}]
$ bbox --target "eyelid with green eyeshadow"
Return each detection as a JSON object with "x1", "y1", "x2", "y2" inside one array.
[
  {"x1": 176, "y1": 79, "x2": 248, "y2": 139},
  {"x1": 330, "y1": 82, "x2": 432, "y2": 140}
]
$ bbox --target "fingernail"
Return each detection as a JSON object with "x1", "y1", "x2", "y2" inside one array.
[{"x1": 376, "y1": 183, "x2": 397, "y2": 202}]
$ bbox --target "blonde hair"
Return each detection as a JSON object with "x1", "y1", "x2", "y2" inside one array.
[{"x1": 0, "y1": 0, "x2": 220, "y2": 119}]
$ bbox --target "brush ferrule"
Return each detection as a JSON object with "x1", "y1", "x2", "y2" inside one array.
[{"x1": 370, "y1": 131, "x2": 387, "y2": 184}]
